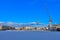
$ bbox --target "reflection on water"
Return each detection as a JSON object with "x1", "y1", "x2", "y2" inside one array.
[{"x1": 0, "y1": 31, "x2": 60, "y2": 40}]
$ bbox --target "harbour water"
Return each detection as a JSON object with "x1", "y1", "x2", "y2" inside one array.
[{"x1": 0, "y1": 31, "x2": 60, "y2": 40}]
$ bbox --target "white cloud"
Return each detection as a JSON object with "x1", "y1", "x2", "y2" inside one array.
[
  {"x1": 7, "y1": 22, "x2": 14, "y2": 24},
  {"x1": 29, "y1": 22, "x2": 36, "y2": 24},
  {"x1": 0, "y1": 22, "x2": 4, "y2": 23}
]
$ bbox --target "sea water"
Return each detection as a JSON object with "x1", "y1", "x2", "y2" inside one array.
[{"x1": 0, "y1": 31, "x2": 60, "y2": 40}]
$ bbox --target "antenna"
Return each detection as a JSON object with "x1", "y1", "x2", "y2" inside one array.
[
  {"x1": 46, "y1": 4, "x2": 52, "y2": 24},
  {"x1": 46, "y1": 3, "x2": 53, "y2": 30}
]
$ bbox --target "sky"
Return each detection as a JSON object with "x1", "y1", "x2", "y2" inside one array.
[{"x1": 0, "y1": 0, "x2": 59, "y2": 24}]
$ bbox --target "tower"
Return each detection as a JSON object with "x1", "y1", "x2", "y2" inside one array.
[
  {"x1": 46, "y1": 4, "x2": 53, "y2": 31},
  {"x1": 48, "y1": 16, "x2": 53, "y2": 30}
]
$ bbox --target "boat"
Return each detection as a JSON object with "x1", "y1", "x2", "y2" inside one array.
[{"x1": 56, "y1": 28, "x2": 60, "y2": 31}]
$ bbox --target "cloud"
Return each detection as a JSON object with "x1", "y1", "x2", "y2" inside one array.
[
  {"x1": 29, "y1": 22, "x2": 36, "y2": 24},
  {"x1": 7, "y1": 22, "x2": 14, "y2": 25},
  {"x1": 0, "y1": 22, "x2": 4, "y2": 23}
]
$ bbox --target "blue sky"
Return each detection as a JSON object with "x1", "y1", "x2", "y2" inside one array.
[{"x1": 0, "y1": 0, "x2": 59, "y2": 24}]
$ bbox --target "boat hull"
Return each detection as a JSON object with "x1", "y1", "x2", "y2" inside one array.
[{"x1": 56, "y1": 28, "x2": 60, "y2": 31}]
